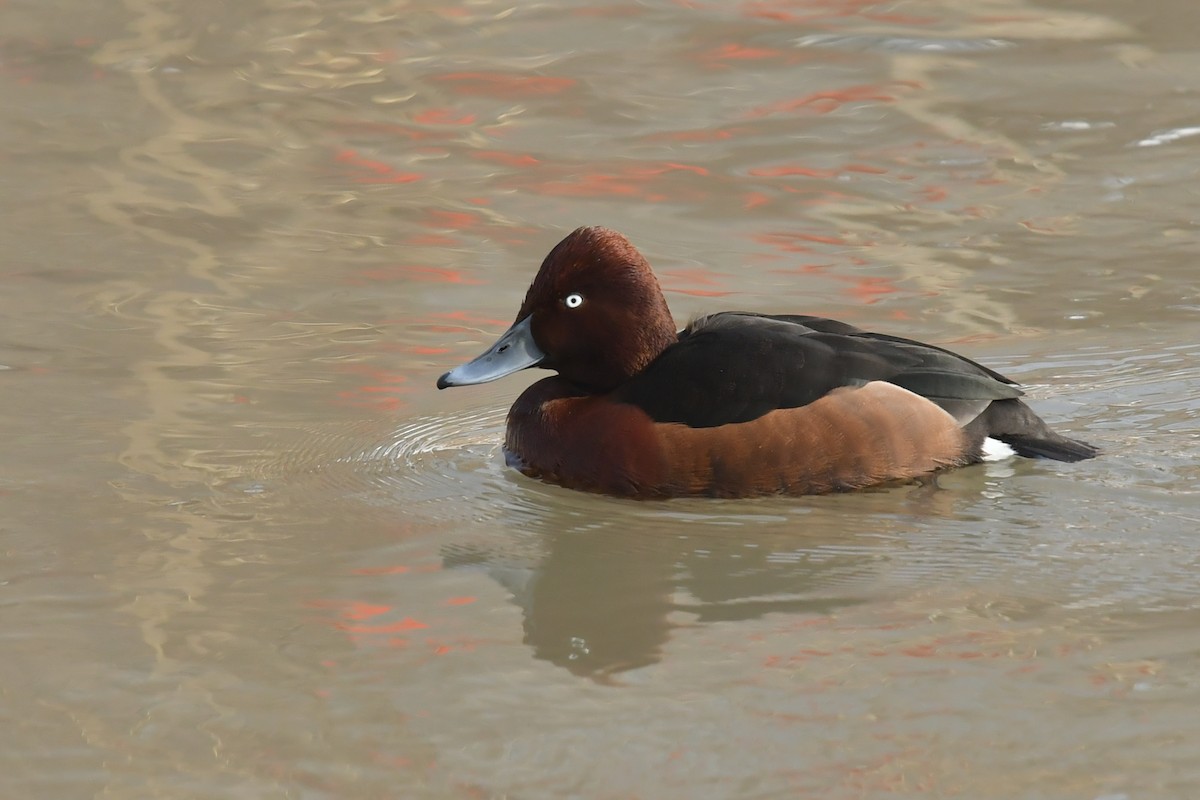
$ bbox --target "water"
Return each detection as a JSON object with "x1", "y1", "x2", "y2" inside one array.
[{"x1": 3, "y1": 0, "x2": 1200, "y2": 797}]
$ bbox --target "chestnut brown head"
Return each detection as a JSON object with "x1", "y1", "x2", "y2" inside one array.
[{"x1": 438, "y1": 227, "x2": 678, "y2": 393}]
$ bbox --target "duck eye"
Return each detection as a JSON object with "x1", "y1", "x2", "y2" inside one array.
[{"x1": 564, "y1": 293, "x2": 584, "y2": 309}]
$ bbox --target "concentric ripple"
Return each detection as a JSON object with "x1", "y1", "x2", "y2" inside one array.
[{"x1": 250, "y1": 405, "x2": 517, "y2": 524}]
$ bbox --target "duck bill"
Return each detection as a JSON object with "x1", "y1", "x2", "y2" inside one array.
[{"x1": 437, "y1": 315, "x2": 545, "y2": 389}]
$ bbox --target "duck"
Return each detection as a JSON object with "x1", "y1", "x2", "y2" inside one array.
[{"x1": 437, "y1": 226, "x2": 1097, "y2": 498}]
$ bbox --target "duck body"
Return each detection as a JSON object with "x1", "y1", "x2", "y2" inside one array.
[{"x1": 438, "y1": 227, "x2": 1097, "y2": 499}]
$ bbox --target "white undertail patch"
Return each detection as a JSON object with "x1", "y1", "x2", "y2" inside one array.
[{"x1": 981, "y1": 437, "x2": 1016, "y2": 462}]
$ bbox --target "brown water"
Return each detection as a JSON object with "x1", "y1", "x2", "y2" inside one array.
[{"x1": 3, "y1": 0, "x2": 1199, "y2": 797}]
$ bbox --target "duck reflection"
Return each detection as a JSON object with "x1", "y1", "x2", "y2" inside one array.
[{"x1": 442, "y1": 482, "x2": 969, "y2": 681}]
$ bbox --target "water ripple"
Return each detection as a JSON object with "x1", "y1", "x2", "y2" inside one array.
[
  {"x1": 794, "y1": 34, "x2": 1014, "y2": 53},
  {"x1": 252, "y1": 406, "x2": 514, "y2": 524}
]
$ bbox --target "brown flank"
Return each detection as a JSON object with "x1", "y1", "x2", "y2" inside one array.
[{"x1": 506, "y1": 379, "x2": 970, "y2": 498}]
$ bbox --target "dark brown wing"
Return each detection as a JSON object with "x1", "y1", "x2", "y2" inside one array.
[{"x1": 613, "y1": 312, "x2": 1021, "y2": 428}]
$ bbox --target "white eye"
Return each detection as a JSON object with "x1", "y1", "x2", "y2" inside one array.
[{"x1": 564, "y1": 293, "x2": 584, "y2": 309}]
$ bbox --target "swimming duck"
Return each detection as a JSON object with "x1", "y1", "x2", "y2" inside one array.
[{"x1": 437, "y1": 226, "x2": 1096, "y2": 498}]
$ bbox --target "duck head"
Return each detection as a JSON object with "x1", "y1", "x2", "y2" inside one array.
[{"x1": 437, "y1": 226, "x2": 678, "y2": 393}]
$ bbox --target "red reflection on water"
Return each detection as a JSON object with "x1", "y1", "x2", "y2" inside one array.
[
  {"x1": 917, "y1": 185, "x2": 950, "y2": 203},
  {"x1": 332, "y1": 364, "x2": 412, "y2": 411},
  {"x1": 704, "y1": 43, "x2": 787, "y2": 61},
  {"x1": 351, "y1": 563, "x2": 443, "y2": 576},
  {"x1": 755, "y1": 231, "x2": 852, "y2": 252},
  {"x1": 474, "y1": 150, "x2": 540, "y2": 167},
  {"x1": 767, "y1": 262, "x2": 835, "y2": 276},
  {"x1": 750, "y1": 165, "x2": 836, "y2": 179},
  {"x1": 863, "y1": 12, "x2": 937, "y2": 24},
  {"x1": 516, "y1": 160, "x2": 709, "y2": 203},
  {"x1": 741, "y1": 0, "x2": 891, "y2": 23},
  {"x1": 435, "y1": 71, "x2": 576, "y2": 97},
  {"x1": 340, "y1": 617, "x2": 430, "y2": 634},
  {"x1": 751, "y1": 162, "x2": 889, "y2": 180},
  {"x1": 423, "y1": 210, "x2": 483, "y2": 230},
  {"x1": 840, "y1": 276, "x2": 897, "y2": 304},
  {"x1": 660, "y1": 267, "x2": 735, "y2": 298},
  {"x1": 352, "y1": 565, "x2": 410, "y2": 575},
  {"x1": 742, "y1": 191, "x2": 772, "y2": 209},
  {"x1": 748, "y1": 82, "x2": 920, "y2": 118},
  {"x1": 307, "y1": 599, "x2": 390, "y2": 619},
  {"x1": 413, "y1": 108, "x2": 476, "y2": 126},
  {"x1": 351, "y1": 265, "x2": 483, "y2": 286},
  {"x1": 333, "y1": 149, "x2": 423, "y2": 184}
]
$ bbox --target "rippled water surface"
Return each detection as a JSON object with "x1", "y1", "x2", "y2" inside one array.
[{"x1": 4, "y1": 0, "x2": 1200, "y2": 797}]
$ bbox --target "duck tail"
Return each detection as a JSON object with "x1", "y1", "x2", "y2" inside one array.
[
  {"x1": 967, "y1": 399, "x2": 1098, "y2": 463},
  {"x1": 1000, "y1": 432, "x2": 1099, "y2": 462}
]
